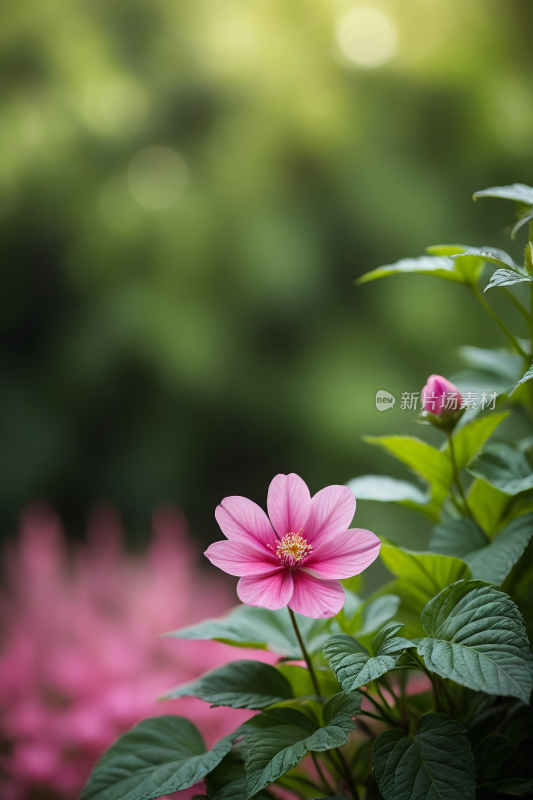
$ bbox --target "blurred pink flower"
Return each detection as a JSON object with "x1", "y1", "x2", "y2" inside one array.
[
  {"x1": 205, "y1": 473, "x2": 380, "y2": 619},
  {"x1": 0, "y1": 504, "x2": 271, "y2": 800},
  {"x1": 421, "y1": 374, "x2": 462, "y2": 417}
]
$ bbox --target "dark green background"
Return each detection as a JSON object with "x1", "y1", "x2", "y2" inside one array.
[{"x1": 1, "y1": 0, "x2": 532, "y2": 583}]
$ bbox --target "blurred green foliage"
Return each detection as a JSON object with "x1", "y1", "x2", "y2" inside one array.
[{"x1": 1, "y1": 0, "x2": 533, "y2": 565}]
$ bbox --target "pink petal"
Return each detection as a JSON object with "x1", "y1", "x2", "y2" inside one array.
[
  {"x1": 303, "y1": 485, "x2": 356, "y2": 544},
  {"x1": 289, "y1": 571, "x2": 345, "y2": 618},
  {"x1": 204, "y1": 540, "x2": 279, "y2": 577},
  {"x1": 267, "y1": 474, "x2": 311, "y2": 537},
  {"x1": 237, "y1": 569, "x2": 294, "y2": 610},
  {"x1": 215, "y1": 496, "x2": 278, "y2": 549},
  {"x1": 304, "y1": 529, "x2": 381, "y2": 579}
]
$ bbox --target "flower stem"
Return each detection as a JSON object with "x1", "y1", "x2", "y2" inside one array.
[
  {"x1": 359, "y1": 709, "x2": 389, "y2": 723},
  {"x1": 449, "y1": 493, "x2": 467, "y2": 517},
  {"x1": 502, "y1": 287, "x2": 533, "y2": 331},
  {"x1": 435, "y1": 674, "x2": 457, "y2": 717},
  {"x1": 381, "y1": 676, "x2": 399, "y2": 706},
  {"x1": 359, "y1": 688, "x2": 400, "y2": 727},
  {"x1": 311, "y1": 752, "x2": 335, "y2": 797},
  {"x1": 277, "y1": 774, "x2": 323, "y2": 799},
  {"x1": 471, "y1": 284, "x2": 528, "y2": 358},
  {"x1": 356, "y1": 717, "x2": 377, "y2": 739},
  {"x1": 326, "y1": 747, "x2": 359, "y2": 800},
  {"x1": 406, "y1": 650, "x2": 431, "y2": 677},
  {"x1": 406, "y1": 651, "x2": 441, "y2": 710},
  {"x1": 288, "y1": 609, "x2": 358, "y2": 800},
  {"x1": 335, "y1": 747, "x2": 360, "y2": 800},
  {"x1": 375, "y1": 681, "x2": 394, "y2": 714},
  {"x1": 399, "y1": 672, "x2": 408, "y2": 734},
  {"x1": 446, "y1": 432, "x2": 474, "y2": 520},
  {"x1": 288, "y1": 608, "x2": 321, "y2": 698}
]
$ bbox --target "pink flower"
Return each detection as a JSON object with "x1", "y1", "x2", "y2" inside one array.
[
  {"x1": 205, "y1": 473, "x2": 381, "y2": 619},
  {"x1": 0, "y1": 504, "x2": 274, "y2": 800},
  {"x1": 421, "y1": 374, "x2": 462, "y2": 417}
]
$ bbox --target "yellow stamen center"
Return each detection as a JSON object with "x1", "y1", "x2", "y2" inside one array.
[{"x1": 273, "y1": 532, "x2": 312, "y2": 567}]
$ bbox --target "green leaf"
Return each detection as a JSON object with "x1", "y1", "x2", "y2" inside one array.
[
  {"x1": 323, "y1": 627, "x2": 414, "y2": 693},
  {"x1": 336, "y1": 588, "x2": 363, "y2": 631},
  {"x1": 501, "y1": 535, "x2": 533, "y2": 630},
  {"x1": 346, "y1": 474, "x2": 429, "y2": 509},
  {"x1": 451, "y1": 369, "x2": 516, "y2": 398},
  {"x1": 512, "y1": 364, "x2": 533, "y2": 394},
  {"x1": 80, "y1": 716, "x2": 239, "y2": 800},
  {"x1": 464, "y1": 513, "x2": 533, "y2": 585},
  {"x1": 340, "y1": 574, "x2": 363, "y2": 594},
  {"x1": 451, "y1": 350, "x2": 520, "y2": 406},
  {"x1": 429, "y1": 517, "x2": 489, "y2": 558},
  {"x1": 467, "y1": 478, "x2": 510, "y2": 535},
  {"x1": 426, "y1": 244, "x2": 477, "y2": 256},
  {"x1": 450, "y1": 247, "x2": 519, "y2": 271},
  {"x1": 322, "y1": 634, "x2": 370, "y2": 693},
  {"x1": 350, "y1": 594, "x2": 401, "y2": 639},
  {"x1": 474, "y1": 734, "x2": 514, "y2": 784},
  {"x1": 380, "y1": 541, "x2": 472, "y2": 615},
  {"x1": 351, "y1": 740, "x2": 375, "y2": 784},
  {"x1": 485, "y1": 270, "x2": 533, "y2": 292},
  {"x1": 373, "y1": 543, "x2": 472, "y2": 637},
  {"x1": 503, "y1": 735, "x2": 533, "y2": 783},
  {"x1": 474, "y1": 184, "x2": 533, "y2": 207},
  {"x1": 447, "y1": 412, "x2": 509, "y2": 470},
  {"x1": 526, "y1": 241, "x2": 533, "y2": 277},
  {"x1": 364, "y1": 436, "x2": 452, "y2": 520},
  {"x1": 458, "y1": 347, "x2": 523, "y2": 382},
  {"x1": 511, "y1": 209, "x2": 533, "y2": 239},
  {"x1": 427, "y1": 244, "x2": 486, "y2": 283},
  {"x1": 206, "y1": 754, "x2": 248, "y2": 800},
  {"x1": 370, "y1": 621, "x2": 402, "y2": 651},
  {"x1": 479, "y1": 779, "x2": 533, "y2": 797},
  {"x1": 467, "y1": 443, "x2": 533, "y2": 496},
  {"x1": 372, "y1": 713, "x2": 476, "y2": 800},
  {"x1": 356, "y1": 255, "x2": 463, "y2": 285},
  {"x1": 166, "y1": 605, "x2": 329, "y2": 658},
  {"x1": 162, "y1": 660, "x2": 294, "y2": 709},
  {"x1": 418, "y1": 580, "x2": 533, "y2": 703},
  {"x1": 243, "y1": 707, "x2": 356, "y2": 798},
  {"x1": 364, "y1": 436, "x2": 452, "y2": 490},
  {"x1": 275, "y1": 664, "x2": 317, "y2": 698},
  {"x1": 274, "y1": 664, "x2": 340, "y2": 703},
  {"x1": 205, "y1": 751, "x2": 271, "y2": 800},
  {"x1": 322, "y1": 690, "x2": 362, "y2": 723}
]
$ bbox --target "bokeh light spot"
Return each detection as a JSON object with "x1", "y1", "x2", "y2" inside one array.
[
  {"x1": 83, "y1": 80, "x2": 148, "y2": 135},
  {"x1": 127, "y1": 147, "x2": 188, "y2": 210},
  {"x1": 337, "y1": 7, "x2": 397, "y2": 68},
  {"x1": 202, "y1": 15, "x2": 259, "y2": 72}
]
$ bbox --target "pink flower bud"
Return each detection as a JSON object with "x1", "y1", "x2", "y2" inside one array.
[{"x1": 421, "y1": 374, "x2": 462, "y2": 417}]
